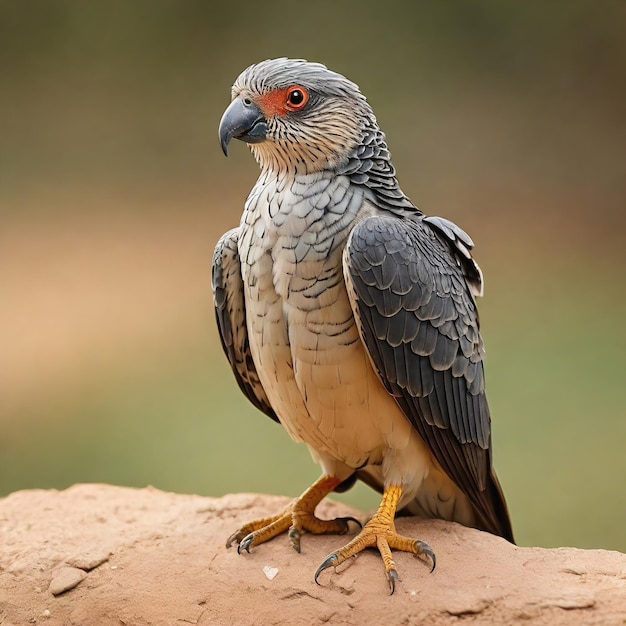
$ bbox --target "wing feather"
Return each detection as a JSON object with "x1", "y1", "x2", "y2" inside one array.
[
  {"x1": 344, "y1": 214, "x2": 513, "y2": 541},
  {"x1": 212, "y1": 228, "x2": 278, "y2": 422}
]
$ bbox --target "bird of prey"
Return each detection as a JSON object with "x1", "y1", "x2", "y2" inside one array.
[{"x1": 213, "y1": 58, "x2": 514, "y2": 593}]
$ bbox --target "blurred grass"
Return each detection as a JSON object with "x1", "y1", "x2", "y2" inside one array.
[{"x1": 1, "y1": 1, "x2": 625, "y2": 552}]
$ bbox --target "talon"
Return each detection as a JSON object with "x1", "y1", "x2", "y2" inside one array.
[
  {"x1": 288, "y1": 526, "x2": 302, "y2": 553},
  {"x1": 337, "y1": 516, "x2": 362, "y2": 533},
  {"x1": 387, "y1": 568, "x2": 399, "y2": 595},
  {"x1": 226, "y1": 532, "x2": 240, "y2": 549},
  {"x1": 238, "y1": 533, "x2": 254, "y2": 554},
  {"x1": 416, "y1": 539, "x2": 436, "y2": 572},
  {"x1": 312, "y1": 485, "x2": 436, "y2": 591},
  {"x1": 314, "y1": 552, "x2": 338, "y2": 586},
  {"x1": 224, "y1": 475, "x2": 351, "y2": 558}
]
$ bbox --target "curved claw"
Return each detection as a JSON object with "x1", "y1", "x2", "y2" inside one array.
[
  {"x1": 314, "y1": 552, "x2": 338, "y2": 586},
  {"x1": 416, "y1": 539, "x2": 436, "y2": 572},
  {"x1": 237, "y1": 533, "x2": 255, "y2": 555},
  {"x1": 386, "y1": 568, "x2": 399, "y2": 595},
  {"x1": 288, "y1": 526, "x2": 302, "y2": 553},
  {"x1": 226, "y1": 530, "x2": 244, "y2": 549}
]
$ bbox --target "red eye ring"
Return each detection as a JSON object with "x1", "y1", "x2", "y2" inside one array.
[{"x1": 285, "y1": 85, "x2": 308, "y2": 111}]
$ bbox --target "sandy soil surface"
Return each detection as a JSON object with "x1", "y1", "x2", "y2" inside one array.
[{"x1": 1, "y1": 484, "x2": 625, "y2": 625}]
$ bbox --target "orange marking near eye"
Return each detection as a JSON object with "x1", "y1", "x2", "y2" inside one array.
[{"x1": 257, "y1": 85, "x2": 309, "y2": 117}]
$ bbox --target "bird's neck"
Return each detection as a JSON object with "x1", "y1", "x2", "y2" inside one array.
[
  {"x1": 337, "y1": 120, "x2": 421, "y2": 216},
  {"x1": 251, "y1": 145, "x2": 343, "y2": 178}
]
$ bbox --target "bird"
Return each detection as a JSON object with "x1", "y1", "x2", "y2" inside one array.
[{"x1": 213, "y1": 57, "x2": 514, "y2": 593}]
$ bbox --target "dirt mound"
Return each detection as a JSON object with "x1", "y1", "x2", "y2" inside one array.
[{"x1": 1, "y1": 484, "x2": 624, "y2": 625}]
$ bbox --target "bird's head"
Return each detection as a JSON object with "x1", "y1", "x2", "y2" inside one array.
[{"x1": 218, "y1": 58, "x2": 374, "y2": 174}]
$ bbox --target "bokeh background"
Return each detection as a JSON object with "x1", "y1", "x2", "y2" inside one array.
[{"x1": 2, "y1": 1, "x2": 625, "y2": 552}]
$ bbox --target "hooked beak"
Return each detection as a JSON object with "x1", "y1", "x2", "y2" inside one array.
[{"x1": 218, "y1": 97, "x2": 267, "y2": 156}]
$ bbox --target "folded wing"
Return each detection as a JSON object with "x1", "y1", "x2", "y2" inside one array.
[
  {"x1": 343, "y1": 214, "x2": 513, "y2": 541},
  {"x1": 212, "y1": 228, "x2": 278, "y2": 422}
]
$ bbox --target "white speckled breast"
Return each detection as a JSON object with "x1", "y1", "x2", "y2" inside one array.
[{"x1": 237, "y1": 171, "x2": 418, "y2": 480}]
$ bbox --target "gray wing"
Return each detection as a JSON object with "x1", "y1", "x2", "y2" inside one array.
[
  {"x1": 211, "y1": 227, "x2": 278, "y2": 422},
  {"x1": 343, "y1": 214, "x2": 513, "y2": 541}
]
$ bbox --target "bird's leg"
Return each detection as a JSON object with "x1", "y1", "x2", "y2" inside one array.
[
  {"x1": 226, "y1": 474, "x2": 361, "y2": 554},
  {"x1": 314, "y1": 484, "x2": 436, "y2": 594}
]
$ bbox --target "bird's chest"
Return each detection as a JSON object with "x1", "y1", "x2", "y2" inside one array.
[
  {"x1": 239, "y1": 173, "x2": 356, "y2": 302},
  {"x1": 236, "y1": 174, "x2": 385, "y2": 456},
  {"x1": 239, "y1": 174, "x2": 359, "y2": 340}
]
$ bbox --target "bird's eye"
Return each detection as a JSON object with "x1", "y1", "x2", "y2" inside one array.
[
  {"x1": 288, "y1": 90, "x2": 304, "y2": 105},
  {"x1": 285, "y1": 86, "x2": 308, "y2": 111}
]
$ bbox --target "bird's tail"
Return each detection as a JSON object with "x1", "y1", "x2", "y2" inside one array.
[{"x1": 476, "y1": 469, "x2": 515, "y2": 543}]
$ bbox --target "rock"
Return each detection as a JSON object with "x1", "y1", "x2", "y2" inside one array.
[{"x1": 0, "y1": 484, "x2": 625, "y2": 625}]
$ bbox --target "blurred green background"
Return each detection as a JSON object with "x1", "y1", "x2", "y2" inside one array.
[{"x1": 1, "y1": 1, "x2": 625, "y2": 552}]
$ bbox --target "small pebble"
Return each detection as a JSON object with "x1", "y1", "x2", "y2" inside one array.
[
  {"x1": 545, "y1": 594, "x2": 596, "y2": 610},
  {"x1": 66, "y1": 550, "x2": 111, "y2": 571},
  {"x1": 49, "y1": 567, "x2": 87, "y2": 596},
  {"x1": 262, "y1": 565, "x2": 279, "y2": 581}
]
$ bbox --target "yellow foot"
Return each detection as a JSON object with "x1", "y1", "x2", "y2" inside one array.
[
  {"x1": 226, "y1": 474, "x2": 361, "y2": 554},
  {"x1": 314, "y1": 485, "x2": 436, "y2": 594}
]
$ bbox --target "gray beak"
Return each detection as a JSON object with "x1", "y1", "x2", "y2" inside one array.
[{"x1": 218, "y1": 97, "x2": 267, "y2": 156}]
